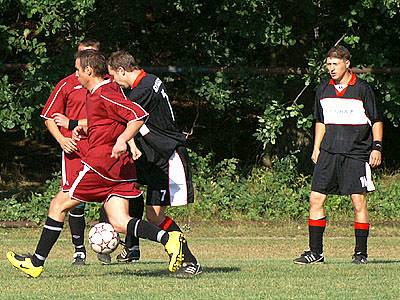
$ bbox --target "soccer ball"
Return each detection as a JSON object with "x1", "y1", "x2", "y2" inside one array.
[{"x1": 88, "y1": 222, "x2": 120, "y2": 254}]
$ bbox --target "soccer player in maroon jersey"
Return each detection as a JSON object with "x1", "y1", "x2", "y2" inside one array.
[
  {"x1": 293, "y1": 45, "x2": 383, "y2": 265},
  {"x1": 107, "y1": 50, "x2": 201, "y2": 277},
  {"x1": 6, "y1": 50, "x2": 186, "y2": 278},
  {"x1": 40, "y1": 39, "x2": 99, "y2": 265}
]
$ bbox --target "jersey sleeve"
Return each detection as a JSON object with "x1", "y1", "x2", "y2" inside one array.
[
  {"x1": 101, "y1": 91, "x2": 148, "y2": 124},
  {"x1": 40, "y1": 79, "x2": 69, "y2": 119},
  {"x1": 363, "y1": 83, "x2": 382, "y2": 124},
  {"x1": 313, "y1": 84, "x2": 324, "y2": 123}
]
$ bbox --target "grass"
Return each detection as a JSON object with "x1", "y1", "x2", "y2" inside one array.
[{"x1": 1, "y1": 221, "x2": 400, "y2": 300}]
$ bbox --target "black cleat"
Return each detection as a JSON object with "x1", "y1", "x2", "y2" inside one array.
[
  {"x1": 116, "y1": 247, "x2": 140, "y2": 263},
  {"x1": 175, "y1": 262, "x2": 203, "y2": 278},
  {"x1": 293, "y1": 250, "x2": 324, "y2": 265},
  {"x1": 352, "y1": 252, "x2": 368, "y2": 264},
  {"x1": 72, "y1": 252, "x2": 86, "y2": 265}
]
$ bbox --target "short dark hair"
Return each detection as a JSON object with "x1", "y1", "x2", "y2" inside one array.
[
  {"x1": 108, "y1": 50, "x2": 140, "y2": 72},
  {"x1": 78, "y1": 38, "x2": 100, "y2": 51},
  {"x1": 326, "y1": 45, "x2": 351, "y2": 61},
  {"x1": 76, "y1": 49, "x2": 107, "y2": 77}
]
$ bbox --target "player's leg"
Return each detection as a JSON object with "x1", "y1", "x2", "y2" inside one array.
[
  {"x1": 96, "y1": 204, "x2": 113, "y2": 264},
  {"x1": 104, "y1": 195, "x2": 185, "y2": 272},
  {"x1": 116, "y1": 195, "x2": 144, "y2": 263},
  {"x1": 7, "y1": 191, "x2": 81, "y2": 278},
  {"x1": 68, "y1": 202, "x2": 87, "y2": 265},
  {"x1": 294, "y1": 150, "x2": 336, "y2": 265},
  {"x1": 351, "y1": 193, "x2": 369, "y2": 264},
  {"x1": 63, "y1": 150, "x2": 87, "y2": 265},
  {"x1": 342, "y1": 157, "x2": 372, "y2": 264},
  {"x1": 293, "y1": 191, "x2": 327, "y2": 264}
]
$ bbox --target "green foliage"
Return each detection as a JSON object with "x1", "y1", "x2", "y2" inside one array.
[{"x1": 0, "y1": 172, "x2": 60, "y2": 223}]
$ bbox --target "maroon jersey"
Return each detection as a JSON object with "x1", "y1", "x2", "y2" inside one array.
[
  {"x1": 82, "y1": 79, "x2": 148, "y2": 181},
  {"x1": 41, "y1": 73, "x2": 87, "y2": 139}
]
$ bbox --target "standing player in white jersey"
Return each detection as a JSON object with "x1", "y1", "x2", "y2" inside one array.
[
  {"x1": 40, "y1": 39, "x2": 99, "y2": 265},
  {"x1": 6, "y1": 49, "x2": 186, "y2": 278},
  {"x1": 293, "y1": 45, "x2": 383, "y2": 265},
  {"x1": 107, "y1": 50, "x2": 201, "y2": 277}
]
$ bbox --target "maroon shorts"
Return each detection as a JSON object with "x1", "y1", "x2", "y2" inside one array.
[
  {"x1": 61, "y1": 139, "x2": 89, "y2": 192},
  {"x1": 69, "y1": 165, "x2": 142, "y2": 203}
]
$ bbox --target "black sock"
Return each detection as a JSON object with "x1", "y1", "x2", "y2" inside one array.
[
  {"x1": 124, "y1": 196, "x2": 144, "y2": 249},
  {"x1": 354, "y1": 222, "x2": 369, "y2": 256},
  {"x1": 127, "y1": 218, "x2": 168, "y2": 245},
  {"x1": 99, "y1": 205, "x2": 109, "y2": 223},
  {"x1": 31, "y1": 217, "x2": 64, "y2": 267},
  {"x1": 308, "y1": 217, "x2": 326, "y2": 255},
  {"x1": 68, "y1": 205, "x2": 86, "y2": 254},
  {"x1": 159, "y1": 216, "x2": 197, "y2": 264}
]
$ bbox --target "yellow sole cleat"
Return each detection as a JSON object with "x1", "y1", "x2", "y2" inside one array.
[
  {"x1": 164, "y1": 231, "x2": 185, "y2": 272},
  {"x1": 7, "y1": 251, "x2": 44, "y2": 278}
]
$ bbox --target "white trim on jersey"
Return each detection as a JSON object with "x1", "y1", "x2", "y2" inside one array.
[
  {"x1": 168, "y1": 150, "x2": 188, "y2": 207},
  {"x1": 91, "y1": 79, "x2": 111, "y2": 94},
  {"x1": 320, "y1": 97, "x2": 371, "y2": 126},
  {"x1": 161, "y1": 88, "x2": 175, "y2": 121},
  {"x1": 139, "y1": 124, "x2": 150, "y2": 136},
  {"x1": 41, "y1": 81, "x2": 67, "y2": 118},
  {"x1": 100, "y1": 94, "x2": 149, "y2": 121}
]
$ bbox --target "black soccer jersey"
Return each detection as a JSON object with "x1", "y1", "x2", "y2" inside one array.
[
  {"x1": 126, "y1": 70, "x2": 186, "y2": 164},
  {"x1": 314, "y1": 73, "x2": 381, "y2": 160}
]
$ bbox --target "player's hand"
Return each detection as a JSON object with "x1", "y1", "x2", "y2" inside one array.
[
  {"x1": 369, "y1": 150, "x2": 382, "y2": 168},
  {"x1": 58, "y1": 136, "x2": 77, "y2": 154},
  {"x1": 52, "y1": 113, "x2": 70, "y2": 129},
  {"x1": 72, "y1": 125, "x2": 85, "y2": 141},
  {"x1": 311, "y1": 148, "x2": 320, "y2": 164},
  {"x1": 111, "y1": 138, "x2": 127, "y2": 159},
  {"x1": 130, "y1": 145, "x2": 142, "y2": 160}
]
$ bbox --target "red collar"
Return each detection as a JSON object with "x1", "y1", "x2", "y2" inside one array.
[
  {"x1": 329, "y1": 72, "x2": 357, "y2": 86},
  {"x1": 131, "y1": 70, "x2": 147, "y2": 89}
]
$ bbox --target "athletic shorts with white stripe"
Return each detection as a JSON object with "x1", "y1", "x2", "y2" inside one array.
[
  {"x1": 136, "y1": 146, "x2": 194, "y2": 207},
  {"x1": 311, "y1": 149, "x2": 375, "y2": 195}
]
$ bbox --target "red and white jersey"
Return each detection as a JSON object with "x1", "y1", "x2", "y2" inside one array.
[
  {"x1": 41, "y1": 73, "x2": 87, "y2": 139},
  {"x1": 82, "y1": 79, "x2": 148, "y2": 181}
]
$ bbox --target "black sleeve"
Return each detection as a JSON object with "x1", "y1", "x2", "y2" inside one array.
[
  {"x1": 363, "y1": 83, "x2": 382, "y2": 124},
  {"x1": 313, "y1": 84, "x2": 324, "y2": 123}
]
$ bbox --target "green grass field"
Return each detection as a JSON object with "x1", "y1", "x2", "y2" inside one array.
[{"x1": 1, "y1": 222, "x2": 400, "y2": 300}]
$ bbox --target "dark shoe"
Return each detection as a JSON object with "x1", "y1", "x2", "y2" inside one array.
[
  {"x1": 175, "y1": 262, "x2": 203, "y2": 278},
  {"x1": 352, "y1": 252, "x2": 368, "y2": 264},
  {"x1": 72, "y1": 252, "x2": 86, "y2": 265},
  {"x1": 116, "y1": 247, "x2": 140, "y2": 263},
  {"x1": 97, "y1": 253, "x2": 112, "y2": 265},
  {"x1": 293, "y1": 250, "x2": 324, "y2": 265}
]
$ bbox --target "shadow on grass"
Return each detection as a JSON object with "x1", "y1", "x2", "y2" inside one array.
[
  {"x1": 107, "y1": 266, "x2": 241, "y2": 278},
  {"x1": 367, "y1": 260, "x2": 400, "y2": 264}
]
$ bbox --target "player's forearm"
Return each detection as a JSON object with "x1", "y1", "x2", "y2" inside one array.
[
  {"x1": 45, "y1": 119, "x2": 65, "y2": 144},
  {"x1": 372, "y1": 121, "x2": 383, "y2": 142},
  {"x1": 117, "y1": 120, "x2": 144, "y2": 143},
  {"x1": 313, "y1": 122, "x2": 326, "y2": 150}
]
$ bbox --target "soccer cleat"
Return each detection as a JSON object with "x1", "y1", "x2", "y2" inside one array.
[
  {"x1": 97, "y1": 253, "x2": 112, "y2": 265},
  {"x1": 352, "y1": 252, "x2": 368, "y2": 264},
  {"x1": 116, "y1": 247, "x2": 140, "y2": 263},
  {"x1": 164, "y1": 231, "x2": 185, "y2": 272},
  {"x1": 7, "y1": 251, "x2": 44, "y2": 278},
  {"x1": 175, "y1": 262, "x2": 203, "y2": 278},
  {"x1": 293, "y1": 250, "x2": 324, "y2": 265},
  {"x1": 72, "y1": 251, "x2": 86, "y2": 265}
]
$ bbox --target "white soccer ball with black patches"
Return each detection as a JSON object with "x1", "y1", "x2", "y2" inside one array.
[{"x1": 88, "y1": 222, "x2": 120, "y2": 254}]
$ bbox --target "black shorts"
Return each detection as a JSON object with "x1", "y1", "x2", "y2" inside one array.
[
  {"x1": 311, "y1": 149, "x2": 375, "y2": 195},
  {"x1": 136, "y1": 146, "x2": 194, "y2": 206}
]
